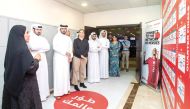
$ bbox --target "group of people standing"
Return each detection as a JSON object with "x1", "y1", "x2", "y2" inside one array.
[
  {"x1": 88, "y1": 30, "x2": 131, "y2": 79},
  {"x1": 2, "y1": 24, "x2": 131, "y2": 109}
]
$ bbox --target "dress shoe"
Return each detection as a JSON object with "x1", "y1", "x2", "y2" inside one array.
[
  {"x1": 80, "y1": 83, "x2": 87, "y2": 88},
  {"x1": 126, "y1": 69, "x2": 129, "y2": 72},
  {"x1": 74, "y1": 85, "x2": 80, "y2": 91}
]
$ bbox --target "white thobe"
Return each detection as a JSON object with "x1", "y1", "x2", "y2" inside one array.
[
  {"x1": 53, "y1": 33, "x2": 73, "y2": 96},
  {"x1": 98, "y1": 38, "x2": 110, "y2": 78},
  {"x1": 88, "y1": 40, "x2": 101, "y2": 83},
  {"x1": 28, "y1": 33, "x2": 50, "y2": 101}
]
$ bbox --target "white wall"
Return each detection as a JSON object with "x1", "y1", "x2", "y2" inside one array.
[
  {"x1": 84, "y1": 5, "x2": 161, "y2": 27},
  {"x1": 84, "y1": 5, "x2": 161, "y2": 48},
  {"x1": 84, "y1": 5, "x2": 161, "y2": 46},
  {"x1": 84, "y1": 5, "x2": 161, "y2": 50},
  {"x1": 0, "y1": 0, "x2": 84, "y2": 30}
]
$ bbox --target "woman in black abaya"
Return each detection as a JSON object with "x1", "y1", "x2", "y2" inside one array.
[{"x1": 2, "y1": 25, "x2": 42, "y2": 109}]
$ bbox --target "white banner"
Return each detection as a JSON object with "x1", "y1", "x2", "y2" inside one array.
[{"x1": 141, "y1": 19, "x2": 162, "y2": 89}]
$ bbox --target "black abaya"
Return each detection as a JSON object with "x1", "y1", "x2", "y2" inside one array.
[{"x1": 2, "y1": 25, "x2": 42, "y2": 109}]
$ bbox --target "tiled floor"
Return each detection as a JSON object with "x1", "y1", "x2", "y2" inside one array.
[
  {"x1": 131, "y1": 85, "x2": 163, "y2": 109},
  {"x1": 42, "y1": 65, "x2": 164, "y2": 109},
  {"x1": 42, "y1": 69, "x2": 136, "y2": 109}
]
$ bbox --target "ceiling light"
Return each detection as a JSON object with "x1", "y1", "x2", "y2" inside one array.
[{"x1": 81, "y1": 2, "x2": 88, "y2": 7}]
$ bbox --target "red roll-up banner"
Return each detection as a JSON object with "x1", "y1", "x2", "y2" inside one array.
[{"x1": 141, "y1": 19, "x2": 162, "y2": 89}]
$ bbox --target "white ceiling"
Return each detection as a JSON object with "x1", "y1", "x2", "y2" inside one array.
[{"x1": 55, "y1": 0, "x2": 161, "y2": 13}]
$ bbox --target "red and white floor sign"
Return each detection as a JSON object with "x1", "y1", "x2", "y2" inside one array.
[{"x1": 54, "y1": 91, "x2": 108, "y2": 109}]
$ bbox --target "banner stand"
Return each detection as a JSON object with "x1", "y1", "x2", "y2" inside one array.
[{"x1": 141, "y1": 19, "x2": 162, "y2": 89}]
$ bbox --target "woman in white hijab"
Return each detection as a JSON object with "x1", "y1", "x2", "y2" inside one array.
[
  {"x1": 88, "y1": 32, "x2": 101, "y2": 83},
  {"x1": 98, "y1": 30, "x2": 110, "y2": 79}
]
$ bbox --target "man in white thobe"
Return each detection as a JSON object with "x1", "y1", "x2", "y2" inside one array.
[
  {"x1": 98, "y1": 30, "x2": 110, "y2": 79},
  {"x1": 88, "y1": 32, "x2": 101, "y2": 83},
  {"x1": 28, "y1": 24, "x2": 50, "y2": 101},
  {"x1": 53, "y1": 25, "x2": 73, "y2": 99}
]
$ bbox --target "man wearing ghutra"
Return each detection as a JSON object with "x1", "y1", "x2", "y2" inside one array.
[
  {"x1": 87, "y1": 32, "x2": 101, "y2": 83},
  {"x1": 53, "y1": 24, "x2": 73, "y2": 99},
  {"x1": 28, "y1": 24, "x2": 50, "y2": 101},
  {"x1": 98, "y1": 30, "x2": 110, "y2": 79}
]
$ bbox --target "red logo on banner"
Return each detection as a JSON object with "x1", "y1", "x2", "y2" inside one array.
[
  {"x1": 154, "y1": 31, "x2": 161, "y2": 39},
  {"x1": 54, "y1": 91, "x2": 108, "y2": 109}
]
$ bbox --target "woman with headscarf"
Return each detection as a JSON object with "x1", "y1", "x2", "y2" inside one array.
[
  {"x1": 109, "y1": 35, "x2": 121, "y2": 77},
  {"x1": 87, "y1": 32, "x2": 101, "y2": 83},
  {"x1": 2, "y1": 25, "x2": 42, "y2": 109},
  {"x1": 98, "y1": 30, "x2": 110, "y2": 79}
]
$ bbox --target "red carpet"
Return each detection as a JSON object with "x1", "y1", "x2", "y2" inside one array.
[{"x1": 54, "y1": 91, "x2": 108, "y2": 109}]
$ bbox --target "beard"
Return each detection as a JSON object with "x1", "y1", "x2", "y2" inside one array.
[
  {"x1": 61, "y1": 31, "x2": 66, "y2": 35},
  {"x1": 36, "y1": 32, "x2": 41, "y2": 36}
]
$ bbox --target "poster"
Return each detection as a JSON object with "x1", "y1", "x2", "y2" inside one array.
[
  {"x1": 141, "y1": 19, "x2": 162, "y2": 89},
  {"x1": 161, "y1": 0, "x2": 190, "y2": 109}
]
